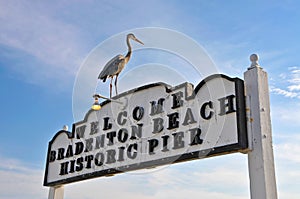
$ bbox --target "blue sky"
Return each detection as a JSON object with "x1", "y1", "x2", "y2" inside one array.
[{"x1": 1, "y1": 0, "x2": 300, "y2": 198}]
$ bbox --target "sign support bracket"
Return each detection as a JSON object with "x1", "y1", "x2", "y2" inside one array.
[{"x1": 244, "y1": 54, "x2": 278, "y2": 199}]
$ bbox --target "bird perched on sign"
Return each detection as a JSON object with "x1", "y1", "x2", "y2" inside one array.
[{"x1": 98, "y1": 33, "x2": 144, "y2": 98}]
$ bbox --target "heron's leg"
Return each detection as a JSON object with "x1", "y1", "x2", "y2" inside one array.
[
  {"x1": 115, "y1": 74, "x2": 119, "y2": 96},
  {"x1": 110, "y1": 77, "x2": 113, "y2": 99}
]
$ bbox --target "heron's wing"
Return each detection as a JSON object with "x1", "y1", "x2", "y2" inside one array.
[{"x1": 98, "y1": 55, "x2": 124, "y2": 80}]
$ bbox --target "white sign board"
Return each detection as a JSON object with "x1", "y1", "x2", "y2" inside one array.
[{"x1": 44, "y1": 74, "x2": 248, "y2": 186}]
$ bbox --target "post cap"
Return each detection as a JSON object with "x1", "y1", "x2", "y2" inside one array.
[{"x1": 248, "y1": 54, "x2": 261, "y2": 70}]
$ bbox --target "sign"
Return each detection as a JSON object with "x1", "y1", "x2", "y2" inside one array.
[{"x1": 44, "y1": 74, "x2": 248, "y2": 186}]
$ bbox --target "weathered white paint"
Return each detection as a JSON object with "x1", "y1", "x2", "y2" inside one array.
[
  {"x1": 48, "y1": 186, "x2": 64, "y2": 199},
  {"x1": 244, "y1": 54, "x2": 278, "y2": 199}
]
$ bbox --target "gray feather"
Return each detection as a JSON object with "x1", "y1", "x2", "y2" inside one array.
[{"x1": 98, "y1": 55, "x2": 124, "y2": 81}]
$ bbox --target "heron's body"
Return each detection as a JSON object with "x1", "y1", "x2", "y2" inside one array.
[
  {"x1": 98, "y1": 54, "x2": 126, "y2": 82},
  {"x1": 98, "y1": 33, "x2": 143, "y2": 98}
]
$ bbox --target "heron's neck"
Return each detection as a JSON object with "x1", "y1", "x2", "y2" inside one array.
[{"x1": 125, "y1": 37, "x2": 132, "y2": 63}]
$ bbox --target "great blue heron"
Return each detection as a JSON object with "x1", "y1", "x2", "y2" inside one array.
[{"x1": 98, "y1": 33, "x2": 144, "y2": 98}]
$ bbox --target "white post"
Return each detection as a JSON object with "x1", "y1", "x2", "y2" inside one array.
[
  {"x1": 244, "y1": 54, "x2": 278, "y2": 199},
  {"x1": 48, "y1": 186, "x2": 64, "y2": 199},
  {"x1": 47, "y1": 126, "x2": 66, "y2": 199}
]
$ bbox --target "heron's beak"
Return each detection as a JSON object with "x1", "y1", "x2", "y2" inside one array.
[{"x1": 134, "y1": 38, "x2": 144, "y2": 45}]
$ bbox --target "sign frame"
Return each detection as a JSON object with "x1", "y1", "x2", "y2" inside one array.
[{"x1": 43, "y1": 74, "x2": 248, "y2": 187}]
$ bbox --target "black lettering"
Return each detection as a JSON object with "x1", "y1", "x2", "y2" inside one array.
[
  {"x1": 148, "y1": 139, "x2": 159, "y2": 155},
  {"x1": 162, "y1": 135, "x2": 170, "y2": 152},
  {"x1": 153, "y1": 118, "x2": 164, "y2": 133},
  {"x1": 75, "y1": 142, "x2": 84, "y2": 155},
  {"x1": 118, "y1": 128, "x2": 129, "y2": 143},
  {"x1": 95, "y1": 152, "x2": 104, "y2": 166},
  {"x1": 106, "y1": 149, "x2": 116, "y2": 164},
  {"x1": 218, "y1": 95, "x2": 236, "y2": 116},
  {"x1": 118, "y1": 147, "x2": 125, "y2": 161},
  {"x1": 69, "y1": 160, "x2": 75, "y2": 173},
  {"x1": 49, "y1": 151, "x2": 56, "y2": 162},
  {"x1": 59, "y1": 162, "x2": 69, "y2": 175},
  {"x1": 76, "y1": 125, "x2": 86, "y2": 139},
  {"x1": 172, "y1": 91, "x2": 183, "y2": 109},
  {"x1": 133, "y1": 106, "x2": 144, "y2": 121},
  {"x1": 95, "y1": 134, "x2": 105, "y2": 149},
  {"x1": 167, "y1": 112, "x2": 179, "y2": 130},
  {"x1": 57, "y1": 148, "x2": 65, "y2": 160},
  {"x1": 85, "y1": 138, "x2": 93, "y2": 152},
  {"x1": 85, "y1": 155, "x2": 94, "y2": 169},
  {"x1": 150, "y1": 98, "x2": 165, "y2": 115},
  {"x1": 182, "y1": 108, "x2": 196, "y2": 126},
  {"x1": 65, "y1": 145, "x2": 73, "y2": 158},
  {"x1": 90, "y1": 121, "x2": 99, "y2": 135},
  {"x1": 117, "y1": 111, "x2": 127, "y2": 125},
  {"x1": 200, "y1": 101, "x2": 214, "y2": 120},
  {"x1": 130, "y1": 124, "x2": 143, "y2": 139},
  {"x1": 172, "y1": 132, "x2": 185, "y2": 149},
  {"x1": 103, "y1": 117, "x2": 112, "y2": 130},
  {"x1": 127, "y1": 143, "x2": 138, "y2": 159},
  {"x1": 189, "y1": 128, "x2": 203, "y2": 145},
  {"x1": 76, "y1": 157, "x2": 84, "y2": 172},
  {"x1": 106, "y1": 131, "x2": 116, "y2": 146}
]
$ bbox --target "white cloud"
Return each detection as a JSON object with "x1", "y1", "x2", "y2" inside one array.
[
  {"x1": 288, "y1": 68, "x2": 300, "y2": 85},
  {"x1": 278, "y1": 73, "x2": 286, "y2": 79},
  {"x1": 270, "y1": 87, "x2": 298, "y2": 98},
  {"x1": 270, "y1": 66, "x2": 300, "y2": 99},
  {"x1": 273, "y1": 134, "x2": 300, "y2": 199},
  {"x1": 274, "y1": 134, "x2": 300, "y2": 163},
  {"x1": 0, "y1": 1, "x2": 84, "y2": 67},
  {"x1": 64, "y1": 156, "x2": 250, "y2": 199},
  {"x1": 0, "y1": 0, "x2": 183, "y2": 88},
  {"x1": 0, "y1": 156, "x2": 48, "y2": 199},
  {"x1": 271, "y1": 102, "x2": 300, "y2": 125},
  {"x1": 288, "y1": 84, "x2": 300, "y2": 91},
  {"x1": 275, "y1": 143, "x2": 300, "y2": 163},
  {"x1": 0, "y1": 1, "x2": 86, "y2": 87}
]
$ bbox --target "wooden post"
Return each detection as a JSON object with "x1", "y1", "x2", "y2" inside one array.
[
  {"x1": 48, "y1": 186, "x2": 64, "y2": 199},
  {"x1": 244, "y1": 54, "x2": 278, "y2": 199}
]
